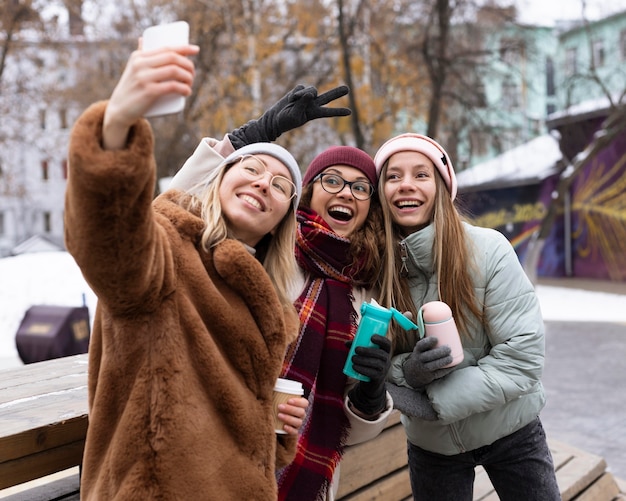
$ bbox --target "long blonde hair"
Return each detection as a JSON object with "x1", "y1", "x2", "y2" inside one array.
[
  {"x1": 377, "y1": 165, "x2": 483, "y2": 353},
  {"x1": 187, "y1": 164, "x2": 298, "y2": 309}
]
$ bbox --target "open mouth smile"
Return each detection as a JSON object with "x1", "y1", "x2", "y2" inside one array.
[
  {"x1": 327, "y1": 205, "x2": 354, "y2": 221},
  {"x1": 395, "y1": 200, "x2": 423, "y2": 209}
]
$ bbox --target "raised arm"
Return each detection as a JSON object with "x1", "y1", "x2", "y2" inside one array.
[{"x1": 103, "y1": 42, "x2": 199, "y2": 150}]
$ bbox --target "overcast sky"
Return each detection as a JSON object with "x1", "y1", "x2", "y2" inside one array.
[{"x1": 513, "y1": 0, "x2": 625, "y2": 25}]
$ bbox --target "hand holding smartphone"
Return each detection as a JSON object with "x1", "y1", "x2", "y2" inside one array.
[{"x1": 142, "y1": 21, "x2": 190, "y2": 117}]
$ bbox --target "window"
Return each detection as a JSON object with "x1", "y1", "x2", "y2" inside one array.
[
  {"x1": 475, "y1": 81, "x2": 488, "y2": 108},
  {"x1": 501, "y1": 79, "x2": 519, "y2": 109},
  {"x1": 41, "y1": 160, "x2": 49, "y2": 181},
  {"x1": 43, "y1": 212, "x2": 51, "y2": 233},
  {"x1": 620, "y1": 29, "x2": 626, "y2": 61},
  {"x1": 39, "y1": 109, "x2": 46, "y2": 130},
  {"x1": 565, "y1": 47, "x2": 577, "y2": 76},
  {"x1": 0, "y1": 212, "x2": 4, "y2": 236},
  {"x1": 546, "y1": 57, "x2": 555, "y2": 96},
  {"x1": 592, "y1": 39, "x2": 605, "y2": 67},
  {"x1": 470, "y1": 130, "x2": 488, "y2": 157},
  {"x1": 59, "y1": 108, "x2": 68, "y2": 129},
  {"x1": 530, "y1": 118, "x2": 543, "y2": 135},
  {"x1": 61, "y1": 158, "x2": 68, "y2": 179},
  {"x1": 499, "y1": 38, "x2": 524, "y2": 65}
]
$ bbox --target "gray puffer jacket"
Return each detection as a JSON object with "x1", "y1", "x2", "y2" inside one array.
[{"x1": 388, "y1": 222, "x2": 546, "y2": 455}]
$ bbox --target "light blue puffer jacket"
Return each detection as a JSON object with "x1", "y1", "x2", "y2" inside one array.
[{"x1": 388, "y1": 222, "x2": 546, "y2": 455}]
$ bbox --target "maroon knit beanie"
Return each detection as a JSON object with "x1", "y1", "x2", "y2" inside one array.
[{"x1": 302, "y1": 146, "x2": 377, "y2": 187}]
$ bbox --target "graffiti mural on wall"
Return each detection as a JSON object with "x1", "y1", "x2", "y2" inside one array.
[
  {"x1": 570, "y1": 137, "x2": 626, "y2": 281},
  {"x1": 460, "y1": 175, "x2": 565, "y2": 277},
  {"x1": 459, "y1": 132, "x2": 626, "y2": 281}
]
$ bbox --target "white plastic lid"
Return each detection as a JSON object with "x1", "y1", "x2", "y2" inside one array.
[{"x1": 274, "y1": 377, "x2": 304, "y2": 395}]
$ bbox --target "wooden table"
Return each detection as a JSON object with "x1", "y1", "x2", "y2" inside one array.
[{"x1": 0, "y1": 354, "x2": 88, "y2": 490}]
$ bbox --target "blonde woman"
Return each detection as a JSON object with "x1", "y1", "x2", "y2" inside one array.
[
  {"x1": 172, "y1": 141, "x2": 394, "y2": 501},
  {"x1": 65, "y1": 43, "x2": 307, "y2": 500},
  {"x1": 375, "y1": 133, "x2": 560, "y2": 501}
]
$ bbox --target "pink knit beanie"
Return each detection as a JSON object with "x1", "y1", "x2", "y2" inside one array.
[
  {"x1": 303, "y1": 146, "x2": 377, "y2": 187},
  {"x1": 373, "y1": 133, "x2": 457, "y2": 200}
]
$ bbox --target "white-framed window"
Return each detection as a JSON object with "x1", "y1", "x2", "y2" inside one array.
[
  {"x1": 620, "y1": 29, "x2": 626, "y2": 61},
  {"x1": 0, "y1": 212, "x2": 4, "y2": 236}
]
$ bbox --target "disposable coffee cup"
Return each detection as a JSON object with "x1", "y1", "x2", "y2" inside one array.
[{"x1": 272, "y1": 378, "x2": 304, "y2": 434}]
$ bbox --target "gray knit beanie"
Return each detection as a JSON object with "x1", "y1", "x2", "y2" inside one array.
[{"x1": 222, "y1": 143, "x2": 302, "y2": 207}]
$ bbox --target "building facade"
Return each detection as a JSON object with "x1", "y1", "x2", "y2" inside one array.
[
  {"x1": 456, "y1": 9, "x2": 626, "y2": 282},
  {"x1": 0, "y1": 39, "x2": 76, "y2": 257},
  {"x1": 1, "y1": 6, "x2": 624, "y2": 258}
]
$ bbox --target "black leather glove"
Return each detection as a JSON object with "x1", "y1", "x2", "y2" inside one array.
[
  {"x1": 386, "y1": 383, "x2": 438, "y2": 420},
  {"x1": 228, "y1": 85, "x2": 351, "y2": 149},
  {"x1": 347, "y1": 334, "x2": 392, "y2": 416},
  {"x1": 403, "y1": 336, "x2": 454, "y2": 389}
]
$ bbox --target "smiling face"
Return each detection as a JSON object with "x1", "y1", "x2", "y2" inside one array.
[
  {"x1": 382, "y1": 150, "x2": 437, "y2": 235},
  {"x1": 219, "y1": 154, "x2": 294, "y2": 247},
  {"x1": 309, "y1": 165, "x2": 371, "y2": 237}
]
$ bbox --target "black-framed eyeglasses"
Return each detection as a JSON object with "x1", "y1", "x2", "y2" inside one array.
[
  {"x1": 313, "y1": 173, "x2": 374, "y2": 201},
  {"x1": 235, "y1": 155, "x2": 297, "y2": 203}
]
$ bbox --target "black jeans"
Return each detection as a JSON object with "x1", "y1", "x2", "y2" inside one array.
[{"x1": 407, "y1": 418, "x2": 561, "y2": 501}]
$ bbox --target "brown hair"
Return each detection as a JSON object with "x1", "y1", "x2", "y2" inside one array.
[{"x1": 299, "y1": 183, "x2": 384, "y2": 290}]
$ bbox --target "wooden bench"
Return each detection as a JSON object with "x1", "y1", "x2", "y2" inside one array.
[
  {"x1": 337, "y1": 411, "x2": 626, "y2": 501},
  {"x1": 0, "y1": 354, "x2": 88, "y2": 491},
  {"x1": 1, "y1": 356, "x2": 624, "y2": 501}
]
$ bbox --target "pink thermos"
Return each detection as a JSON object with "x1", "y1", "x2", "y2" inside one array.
[{"x1": 418, "y1": 301, "x2": 464, "y2": 368}]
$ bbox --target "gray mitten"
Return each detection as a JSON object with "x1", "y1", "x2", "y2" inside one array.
[
  {"x1": 228, "y1": 85, "x2": 351, "y2": 149},
  {"x1": 386, "y1": 383, "x2": 438, "y2": 420},
  {"x1": 403, "y1": 336, "x2": 454, "y2": 389}
]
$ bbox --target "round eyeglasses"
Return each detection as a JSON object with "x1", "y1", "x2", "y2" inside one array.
[
  {"x1": 235, "y1": 155, "x2": 297, "y2": 203},
  {"x1": 313, "y1": 173, "x2": 374, "y2": 201}
]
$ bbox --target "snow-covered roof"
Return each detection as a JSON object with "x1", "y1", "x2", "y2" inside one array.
[
  {"x1": 457, "y1": 134, "x2": 563, "y2": 192},
  {"x1": 547, "y1": 94, "x2": 622, "y2": 128},
  {"x1": 10, "y1": 235, "x2": 64, "y2": 255}
]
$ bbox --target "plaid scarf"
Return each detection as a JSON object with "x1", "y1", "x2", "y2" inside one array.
[{"x1": 277, "y1": 207, "x2": 361, "y2": 501}]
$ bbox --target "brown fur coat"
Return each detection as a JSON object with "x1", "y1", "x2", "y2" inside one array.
[{"x1": 65, "y1": 102, "x2": 298, "y2": 500}]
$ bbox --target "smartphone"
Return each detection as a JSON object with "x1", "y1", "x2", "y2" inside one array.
[{"x1": 142, "y1": 21, "x2": 190, "y2": 117}]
